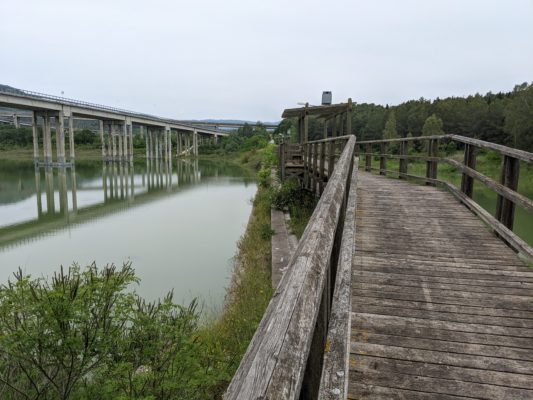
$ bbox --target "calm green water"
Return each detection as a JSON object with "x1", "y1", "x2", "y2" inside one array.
[{"x1": 0, "y1": 158, "x2": 257, "y2": 309}]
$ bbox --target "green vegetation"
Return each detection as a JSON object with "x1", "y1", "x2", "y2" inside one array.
[{"x1": 269, "y1": 178, "x2": 317, "y2": 238}]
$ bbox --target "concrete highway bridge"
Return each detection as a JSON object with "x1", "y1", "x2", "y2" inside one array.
[
  {"x1": 226, "y1": 101, "x2": 533, "y2": 399},
  {"x1": 0, "y1": 88, "x2": 229, "y2": 166}
]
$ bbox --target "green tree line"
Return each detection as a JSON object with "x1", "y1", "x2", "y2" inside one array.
[{"x1": 274, "y1": 82, "x2": 533, "y2": 151}]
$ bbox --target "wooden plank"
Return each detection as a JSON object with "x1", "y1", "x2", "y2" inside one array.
[
  {"x1": 350, "y1": 171, "x2": 533, "y2": 398},
  {"x1": 352, "y1": 313, "x2": 533, "y2": 349},
  {"x1": 351, "y1": 355, "x2": 533, "y2": 390},
  {"x1": 349, "y1": 368, "x2": 533, "y2": 399},
  {"x1": 318, "y1": 160, "x2": 358, "y2": 399},
  {"x1": 350, "y1": 342, "x2": 533, "y2": 375}
]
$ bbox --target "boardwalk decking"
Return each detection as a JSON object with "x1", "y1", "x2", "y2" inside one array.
[{"x1": 350, "y1": 172, "x2": 533, "y2": 399}]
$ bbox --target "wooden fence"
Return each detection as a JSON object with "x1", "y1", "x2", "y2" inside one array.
[
  {"x1": 356, "y1": 134, "x2": 533, "y2": 261},
  {"x1": 225, "y1": 136, "x2": 358, "y2": 400}
]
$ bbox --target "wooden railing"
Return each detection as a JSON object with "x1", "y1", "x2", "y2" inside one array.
[
  {"x1": 225, "y1": 136, "x2": 357, "y2": 400},
  {"x1": 356, "y1": 134, "x2": 533, "y2": 261}
]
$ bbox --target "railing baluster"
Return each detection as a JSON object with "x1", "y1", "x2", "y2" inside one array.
[
  {"x1": 399, "y1": 140, "x2": 408, "y2": 179},
  {"x1": 495, "y1": 155, "x2": 520, "y2": 230},
  {"x1": 379, "y1": 142, "x2": 388, "y2": 175},
  {"x1": 365, "y1": 144, "x2": 372, "y2": 172},
  {"x1": 319, "y1": 142, "x2": 326, "y2": 194},
  {"x1": 426, "y1": 138, "x2": 439, "y2": 185},
  {"x1": 328, "y1": 140, "x2": 335, "y2": 179},
  {"x1": 460, "y1": 143, "x2": 477, "y2": 198}
]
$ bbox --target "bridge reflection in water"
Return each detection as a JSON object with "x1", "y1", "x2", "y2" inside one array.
[{"x1": 2, "y1": 158, "x2": 249, "y2": 250}]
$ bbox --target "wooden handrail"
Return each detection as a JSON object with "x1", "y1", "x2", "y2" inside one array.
[
  {"x1": 225, "y1": 137, "x2": 357, "y2": 400},
  {"x1": 356, "y1": 134, "x2": 533, "y2": 261}
]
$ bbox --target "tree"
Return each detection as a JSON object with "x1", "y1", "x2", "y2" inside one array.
[
  {"x1": 422, "y1": 114, "x2": 444, "y2": 136},
  {"x1": 0, "y1": 264, "x2": 137, "y2": 399},
  {"x1": 504, "y1": 82, "x2": 533, "y2": 151},
  {"x1": 383, "y1": 111, "x2": 399, "y2": 139}
]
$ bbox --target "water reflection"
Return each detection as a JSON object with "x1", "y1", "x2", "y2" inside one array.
[
  {"x1": 0, "y1": 158, "x2": 256, "y2": 304},
  {"x1": 0, "y1": 159, "x2": 253, "y2": 250}
]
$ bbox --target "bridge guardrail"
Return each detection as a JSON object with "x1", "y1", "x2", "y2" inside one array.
[
  {"x1": 0, "y1": 87, "x2": 225, "y2": 134},
  {"x1": 225, "y1": 136, "x2": 357, "y2": 400},
  {"x1": 356, "y1": 134, "x2": 533, "y2": 261}
]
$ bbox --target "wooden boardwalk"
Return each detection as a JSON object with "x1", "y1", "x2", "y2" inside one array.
[{"x1": 350, "y1": 171, "x2": 533, "y2": 399}]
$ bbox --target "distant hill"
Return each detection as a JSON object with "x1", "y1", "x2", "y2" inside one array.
[
  {"x1": 0, "y1": 84, "x2": 24, "y2": 95},
  {"x1": 189, "y1": 119, "x2": 280, "y2": 126}
]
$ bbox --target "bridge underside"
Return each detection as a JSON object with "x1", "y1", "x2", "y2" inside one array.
[{"x1": 350, "y1": 172, "x2": 533, "y2": 399}]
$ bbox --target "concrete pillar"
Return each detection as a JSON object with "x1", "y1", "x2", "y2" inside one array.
[
  {"x1": 149, "y1": 129, "x2": 154, "y2": 159},
  {"x1": 155, "y1": 133, "x2": 159, "y2": 160},
  {"x1": 193, "y1": 129, "x2": 198, "y2": 156},
  {"x1": 118, "y1": 132, "x2": 123, "y2": 162},
  {"x1": 68, "y1": 115, "x2": 75, "y2": 162},
  {"x1": 13, "y1": 114, "x2": 20, "y2": 128},
  {"x1": 128, "y1": 123, "x2": 133, "y2": 163},
  {"x1": 100, "y1": 120, "x2": 106, "y2": 159},
  {"x1": 32, "y1": 111, "x2": 39, "y2": 162},
  {"x1": 112, "y1": 126, "x2": 117, "y2": 161},
  {"x1": 55, "y1": 112, "x2": 66, "y2": 164},
  {"x1": 43, "y1": 114, "x2": 53, "y2": 165},
  {"x1": 163, "y1": 128, "x2": 168, "y2": 161},
  {"x1": 165, "y1": 127, "x2": 171, "y2": 161}
]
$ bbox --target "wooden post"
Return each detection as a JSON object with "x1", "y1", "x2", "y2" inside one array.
[
  {"x1": 312, "y1": 142, "x2": 318, "y2": 195},
  {"x1": 331, "y1": 115, "x2": 337, "y2": 139},
  {"x1": 304, "y1": 103, "x2": 309, "y2": 143},
  {"x1": 460, "y1": 143, "x2": 476, "y2": 198},
  {"x1": 327, "y1": 140, "x2": 335, "y2": 179},
  {"x1": 495, "y1": 155, "x2": 520, "y2": 230},
  {"x1": 346, "y1": 98, "x2": 353, "y2": 136},
  {"x1": 426, "y1": 139, "x2": 439, "y2": 184},
  {"x1": 307, "y1": 142, "x2": 312, "y2": 190},
  {"x1": 303, "y1": 143, "x2": 309, "y2": 189},
  {"x1": 399, "y1": 140, "x2": 408, "y2": 179},
  {"x1": 379, "y1": 142, "x2": 387, "y2": 175},
  {"x1": 323, "y1": 119, "x2": 328, "y2": 139},
  {"x1": 280, "y1": 143, "x2": 286, "y2": 181},
  {"x1": 319, "y1": 142, "x2": 326, "y2": 194},
  {"x1": 365, "y1": 144, "x2": 371, "y2": 172}
]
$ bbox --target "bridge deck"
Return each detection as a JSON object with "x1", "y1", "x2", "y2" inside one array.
[{"x1": 350, "y1": 172, "x2": 533, "y2": 399}]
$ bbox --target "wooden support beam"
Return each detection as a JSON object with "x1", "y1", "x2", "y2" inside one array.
[
  {"x1": 379, "y1": 143, "x2": 387, "y2": 176},
  {"x1": 460, "y1": 143, "x2": 477, "y2": 197},
  {"x1": 495, "y1": 155, "x2": 520, "y2": 230},
  {"x1": 399, "y1": 140, "x2": 408, "y2": 179},
  {"x1": 365, "y1": 144, "x2": 372, "y2": 172}
]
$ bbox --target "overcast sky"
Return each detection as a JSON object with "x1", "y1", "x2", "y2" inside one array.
[{"x1": 1, "y1": 0, "x2": 531, "y2": 121}]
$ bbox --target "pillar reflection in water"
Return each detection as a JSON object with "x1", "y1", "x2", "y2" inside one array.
[
  {"x1": 102, "y1": 161, "x2": 136, "y2": 202},
  {"x1": 34, "y1": 166, "x2": 77, "y2": 219}
]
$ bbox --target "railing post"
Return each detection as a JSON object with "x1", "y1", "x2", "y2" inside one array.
[
  {"x1": 365, "y1": 144, "x2": 371, "y2": 172},
  {"x1": 328, "y1": 140, "x2": 335, "y2": 179},
  {"x1": 306, "y1": 142, "x2": 312, "y2": 190},
  {"x1": 495, "y1": 155, "x2": 520, "y2": 230},
  {"x1": 312, "y1": 142, "x2": 319, "y2": 195},
  {"x1": 279, "y1": 143, "x2": 286, "y2": 182},
  {"x1": 460, "y1": 143, "x2": 477, "y2": 198},
  {"x1": 399, "y1": 140, "x2": 408, "y2": 179},
  {"x1": 379, "y1": 142, "x2": 387, "y2": 175},
  {"x1": 426, "y1": 139, "x2": 439, "y2": 185},
  {"x1": 303, "y1": 143, "x2": 309, "y2": 189},
  {"x1": 319, "y1": 142, "x2": 326, "y2": 194}
]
